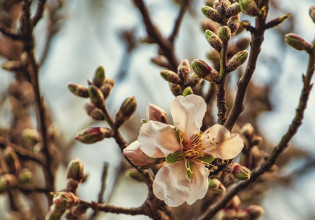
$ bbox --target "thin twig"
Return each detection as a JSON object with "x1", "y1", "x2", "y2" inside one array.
[
  {"x1": 168, "y1": 0, "x2": 189, "y2": 43},
  {"x1": 199, "y1": 38, "x2": 315, "y2": 220},
  {"x1": 32, "y1": 0, "x2": 47, "y2": 27}
]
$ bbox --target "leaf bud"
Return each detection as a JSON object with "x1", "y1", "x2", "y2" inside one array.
[
  {"x1": 226, "y1": 2, "x2": 241, "y2": 17},
  {"x1": 182, "y1": 87, "x2": 193, "y2": 97},
  {"x1": 68, "y1": 83, "x2": 89, "y2": 98},
  {"x1": 239, "y1": 0, "x2": 259, "y2": 16},
  {"x1": 115, "y1": 97, "x2": 137, "y2": 128},
  {"x1": 191, "y1": 59, "x2": 220, "y2": 83},
  {"x1": 99, "y1": 83, "x2": 113, "y2": 99},
  {"x1": 285, "y1": 33, "x2": 312, "y2": 53},
  {"x1": 75, "y1": 127, "x2": 113, "y2": 144},
  {"x1": 201, "y1": 6, "x2": 222, "y2": 23},
  {"x1": 3, "y1": 146, "x2": 21, "y2": 174},
  {"x1": 146, "y1": 104, "x2": 168, "y2": 123},
  {"x1": 126, "y1": 168, "x2": 145, "y2": 182},
  {"x1": 18, "y1": 168, "x2": 33, "y2": 185},
  {"x1": 0, "y1": 174, "x2": 17, "y2": 191},
  {"x1": 218, "y1": 26, "x2": 231, "y2": 42},
  {"x1": 67, "y1": 158, "x2": 84, "y2": 182},
  {"x1": 88, "y1": 85, "x2": 105, "y2": 107},
  {"x1": 227, "y1": 163, "x2": 250, "y2": 180},
  {"x1": 244, "y1": 205, "x2": 265, "y2": 219},
  {"x1": 226, "y1": 50, "x2": 248, "y2": 72},
  {"x1": 205, "y1": 30, "x2": 222, "y2": 52},
  {"x1": 169, "y1": 83, "x2": 182, "y2": 96},
  {"x1": 310, "y1": 6, "x2": 315, "y2": 23},
  {"x1": 92, "y1": 66, "x2": 106, "y2": 87},
  {"x1": 208, "y1": 178, "x2": 226, "y2": 194},
  {"x1": 227, "y1": 14, "x2": 240, "y2": 33},
  {"x1": 161, "y1": 70, "x2": 181, "y2": 84},
  {"x1": 177, "y1": 59, "x2": 191, "y2": 84},
  {"x1": 22, "y1": 128, "x2": 40, "y2": 147}
]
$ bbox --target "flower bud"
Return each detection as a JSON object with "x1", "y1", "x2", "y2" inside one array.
[
  {"x1": 115, "y1": 97, "x2": 137, "y2": 128},
  {"x1": 22, "y1": 128, "x2": 40, "y2": 147},
  {"x1": 208, "y1": 178, "x2": 226, "y2": 194},
  {"x1": 177, "y1": 59, "x2": 190, "y2": 84},
  {"x1": 146, "y1": 104, "x2": 168, "y2": 123},
  {"x1": 1, "y1": 60, "x2": 22, "y2": 71},
  {"x1": 226, "y1": 2, "x2": 241, "y2": 17},
  {"x1": 201, "y1": 6, "x2": 222, "y2": 23},
  {"x1": 3, "y1": 146, "x2": 20, "y2": 174},
  {"x1": 92, "y1": 66, "x2": 106, "y2": 87},
  {"x1": 75, "y1": 127, "x2": 112, "y2": 144},
  {"x1": 310, "y1": 6, "x2": 315, "y2": 23},
  {"x1": 205, "y1": 30, "x2": 222, "y2": 52},
  {"x1": 169, "y1": 83, "x2": 182, "y2": 96},
  {"x1": 160, "y1": 70, "x2": 182, "y2": 84},
  {"x1": 67, "y1": 158, "x2": 84, "y2": 182},
  {"x1": 68, "y1": 83, "x2": 89, "y2": 98},
  {"x1": 86, "y1": 102, "x2": 105, "y2": 121},
  {"x1": 239, "y1": 0, "x2": 259, "y2": 16},
  {"x1": 126, "y1": 168, "x2": 146, "y2": 182},
  {"x1": 0, "y1": 174, "x2": 17, "y2": 191},
  {"x1": 182, "y1": 87, "x2": 193, "y2": 97},
  {"x1": 285, "y1": 33, "x2": 312, "y2": 53},
  {"x1": 218, "y1": 26, "x2": 231, "y2": 43},
  {"x1": 241, "y1": 123, "x2": 254, "y2": 138},
  {"x1": 227, "y1": 163, "x2": 250, "y2": 180},
  {"x1": 99, "y1": 83, "x2": 113, "y2": 99},
  {"x1": 244, "y1": 205, "x2": 265, "y2": 219},
  {"x1": 191, "y1": 59, "x2": 219, "y2": 83},
  {"x1": 53, "y1": 192, "x2": 79, "y2": 210},
  {"x1": 18, "y1": 168, "x2": 33, "y2": 184},
  {"x1": 88, "y1": 85, "x2": 105, "y2": 107},
  {"x1": 123, "y1": 141, "x2": 156, "y2": 167},
  {"x1": 227, "y1": 15, "x2": 240, "y2": 33},
  {"x1": 226, "y1": 50, "x2": 248, "y2": 72}
]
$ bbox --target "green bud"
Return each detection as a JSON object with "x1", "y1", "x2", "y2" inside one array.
[
  {"x1": 187, "y1": 74, "x2": 203, "y2": 87},
  {"x1": 169, "y1": 83, "x2": 182, "y2": 96},
  {"x1": 67, "y1": 158, "x2": 84, "y2": 182},
  {"x1": 3, "y1": 146, "x2": 20, "y2": 174},
  {"x1": 92, "y1": 66, "x2": 106, "y2": 87},
  {"x1": 68, "y1": 83, "x2": 89, "y2": 98},
  {"x1": 126, "y1": 168, "x2": 145, "y2": 182},
  {"x1": 226, "y1": 2, "x2": 241, "y2": 17},
  {"x1": 0, "y1": 174, "x2": 17, "y2": 191},
  {"x1": 182, "y1": 87, "x2": 193, "y2": 97},
  {"x1": 310, "y1": 6, "x2": 315, "y2": 23},
  {"x1": 244, "y1": 205, "x2": 265, "y2": 219},
  {"x1": 177, "y1": 59, "x2": 191, "y2": 84},
  {"x1": 285, "y1": 33, "x2": 312, "y2": 53},
  {"x1": 227, "y1": 163, "x2": 251, "y2": 180},
  {"x1": 1, "y1": 60, "x2": 22, "y2": 71},
  {"x1": 218, "y1": 26, "x2": 231, "y2": 42},
  {"x1": 88, "y1": 85, "x2": 105, "y2": 107},
  {"x1": 75, "y1": 127, "x2": 112, "y2": 144},
  {"x1": 160, "y1": 70, "x2": 181, "y2": 84},
  {"x1": 18, "y1": 168, "x2": 33, "y2": 184},
  {"x1": 165, "y1": 151, "x2": 184, "y2": 164},
  {"x1": 239, "y1": 0, "x2": 259, "y2": 16},
  {"x1": 22, "y1": 128, "x2": 40, "y2": 147},
  {"x1": 201, "y1": 6, "x2": 222, "y2": 23},
  {"x1": 99, "y1": 83, "x2": 113, "y2": 99},
  {"x1": 115, "y1": 97, "x2": 137, "y2": 128},
  {"x1": 226, "y1": 50, "x2": 248, "y2": 72},
  {"x1": 205, "y1": 30, "x2": 222, "y2": 52},
  {"x1": 208, "y1": 178, "x2": 226, "y2": 194},
  {"x1": 227, "y1": 15, "x2": 240, "y2": 33},
  {"x1": 191, "y1": 59, "x2": 219, "y2": 83}
]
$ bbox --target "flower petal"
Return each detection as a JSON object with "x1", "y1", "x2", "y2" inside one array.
[
  {"x1": 153, "y1": 161, "x2": 191, "y2": 207},
  {"x1": 146, "y1": 104, "x2": 168, "y2": 123},
  {"x1": 201, "y1": 124, "x2": 244, "y2": 159},
  {"x1": 171, "y1": 95, "x2": 206, "y2": 140},
  {"x1": 186, "y1": 163, "x2": 210, "y2": 205},
  {"x1": 123, "y1": 141, "x2": 156, "y2": 167},
  {"x1": 139, "y1": 121, "x2": 180, "y2": 158}
]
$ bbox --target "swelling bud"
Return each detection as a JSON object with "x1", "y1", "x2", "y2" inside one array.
[
  {"x1": 285, "y1": 33, "x2": 312, "y2": 53},
  {"x1": 205, "y1": 30, "x2": 222, "y2": 52},
  {"x1": 115, "y1": 97, "x2": 137, "y2": 128},
  {"x1": 88, "y1": 85, "x2": 105, "y2": 107},
  {"x1": 226, "y1": 50, "x2": 248, "y2": 72},
  {"x1": 160, "y1": 70, "x2": 181, "y2": 84},
  {"x1": 92, "y1": 66, "x2": 106, "y2": 87},
  {"x1": 68, "y1": 83, "x2": 89, "y2": 98},
  {"x1": 75, "y1": 127, "x2": 112, "y2": 144},
  {"x1": 191, "y1": 59, "x2": 219, "y2": 83},
  {"x1": 227, "y1": 163, "x2": 251, "y2": 180},
  {"x1": 239, "y1": 0, "x2": 259, "y2": 16}
]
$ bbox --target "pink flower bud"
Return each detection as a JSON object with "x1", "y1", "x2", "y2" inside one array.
[
  {"x1": 146, "y1": 104, "x2": 168, "y2": 123},
  {"x1": 123, "y1": 141, "x2": 156, "y2": 167},
  {"x1": 227, "y1": 163, "x2": 251, "y2": 180},
  {"x1": 75, "y1": 127, "x2": 112, "y2": 144}
]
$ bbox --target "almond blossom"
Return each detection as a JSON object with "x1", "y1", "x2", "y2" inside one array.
[{"x1": 125, "y1": 94, "x2": 244, "y2": 207}]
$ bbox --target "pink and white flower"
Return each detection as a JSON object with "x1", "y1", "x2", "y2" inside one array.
[{"x1": 125, "y1": 94, "x2": 244, "y2": 207}]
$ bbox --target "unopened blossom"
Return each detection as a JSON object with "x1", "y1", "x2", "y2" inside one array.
[{"x1": 137, "y1": 94, "x2": 243, "y2": 207}]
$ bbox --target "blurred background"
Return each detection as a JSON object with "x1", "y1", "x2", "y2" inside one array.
[{"x1": 0, "y1": 0, "x2": 315, "y2": 219}]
